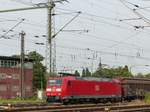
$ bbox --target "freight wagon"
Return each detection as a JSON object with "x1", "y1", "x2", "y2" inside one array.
[{"x1": 120, "y1": 77, "x2": 150, "y2": 101}]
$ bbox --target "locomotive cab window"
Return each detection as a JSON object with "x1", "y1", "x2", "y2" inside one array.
[{"x1": 48, "y1": 79, "x2": 62, "y2": 86}]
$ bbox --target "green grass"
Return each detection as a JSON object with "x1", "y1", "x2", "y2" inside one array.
[{"x1": 0, "y1": 97, "x2": 45, "y2": 104}]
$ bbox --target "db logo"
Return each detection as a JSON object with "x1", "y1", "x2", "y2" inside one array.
[{"x1": 95, "y1": 85, "x2": 100, "y2": 91}]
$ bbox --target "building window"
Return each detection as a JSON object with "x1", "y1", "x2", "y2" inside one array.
[
  {"x1": 12, "y1": 74, "x2": 19, "y2": 80},
  {"x1": 0, "y1": 60, "x2": 18, "y2": 68},
  {"x1": 0, "y1": 60, "x2": 4, "y2": 67},
  {"x1": 12, "y1": 86, "x2": 19, "y2": 92},
  {"x1": 4, "y1": 61, "x2": 8, "y2": 67},
  {"x1": 0, "y1": 73, "x2": 6, "y2": 79},
  {"x1": 11, "y1": 61, "x2": 17, "y2": 67},
  {"x1": 0, "y1": 85, "x2": 7, "y2": 91}
]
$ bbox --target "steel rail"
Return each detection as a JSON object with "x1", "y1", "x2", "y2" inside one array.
[{"x1": 1, "y1": 104, "x2": 150, "y2": 112}]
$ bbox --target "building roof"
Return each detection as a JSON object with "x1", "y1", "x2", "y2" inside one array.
[{"x1": 0, "y1": 56, "x2": 34, "y2": 62}]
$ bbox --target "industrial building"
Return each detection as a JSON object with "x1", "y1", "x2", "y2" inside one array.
[{"x1": 0, "y1": 56, "x2": 33, "y2": 98}]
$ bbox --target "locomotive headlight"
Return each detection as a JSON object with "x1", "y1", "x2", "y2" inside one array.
[
  {"x1": 56, "y1": 88, "x2": 61, "y2": 92},
  {"x1": 46, "y1": 88, "x2": 52, "y2": 92}
]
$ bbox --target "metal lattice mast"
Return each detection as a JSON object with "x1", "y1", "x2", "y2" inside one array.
[
  {"x1": 46, "y1": 0, "x2": 68, "y2": 76},
  {"x1": 52, "y1": 6, "x2": 57, "y2": 74},
  {"x1": 50, "y1": 0, "x2": 56, "y2": 76},
  {"x1": 46, "y1": 0, "x2": 56, "y2": 76},
  {"x1": 46, "y1": 0, "x2": 52, "y2": 76},
  {"x1": 46, "y1": 10, "x2": 82, "y2": 75}
]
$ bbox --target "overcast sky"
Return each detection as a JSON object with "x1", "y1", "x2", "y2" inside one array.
[{"x1": 0, "y1": 0, "x2": 150, "y2": 74}]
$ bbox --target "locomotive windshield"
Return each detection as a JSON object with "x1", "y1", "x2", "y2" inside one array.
[{"x1": 48, "y1": 79, "x2": 62, "y2": 86}]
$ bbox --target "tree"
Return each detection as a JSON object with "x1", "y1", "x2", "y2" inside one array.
[
  {"x1": 93, "y1": 65, "x2": 132, "y2": 78},
  {"x1": 82, "y1": 68, "x2": 91, "y2": 77},
  {"x1": 74, "y1": 70, "x2": 80, "y2": 76},
  {"x1": 135, "y1": 73, "x2": 145, "y2": 78},
  {"x1": 12, "y1": 51, "x2": 46, "y2": 92},
  {"x1": 27, "y1": 51, "x2": 46, "y2": 91},
  {"x1": 85, "y1": 68, "x2": 91, "y2": 77},
  {"x1": 145, "y1": 73, "x2": 150, "y2": 78},
  {"x1": 121, "y1": 65, "x2": 132, "y2": 77},
  {"x1": 28, "y1": 51, "x2": 44, "y2": 62},
  {"x1": 82, "y1": 68, "x2": 86, "y2": 77}
]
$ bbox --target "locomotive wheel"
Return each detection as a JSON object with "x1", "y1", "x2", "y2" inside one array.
[
  {"x1": 46, "y1": 98, "x2": 51, "y2": 103},
  {"x1": 62, "y1": 99, "x2": 69, "y2": 105},
  {"x1": 93, "y1": 99, "x2": 99, "y2": 104}
]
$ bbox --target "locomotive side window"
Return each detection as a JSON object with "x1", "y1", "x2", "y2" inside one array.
[{"x1": 48, "y1": 79, "x2": 62, "y2": 86}]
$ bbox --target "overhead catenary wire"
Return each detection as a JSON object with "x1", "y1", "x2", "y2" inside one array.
[
  {"x1": 0, "y1": 5, "x2": 145, "y2": 44},
  {"x1": 57, "y1": 0, "x2": 130, "y2": 18},
  {"x1": 56, "y1": 7, "x2": 125, "y2": 22},
  {"x1": 0, "y1": 19, "x2": 25, "y2": 39},
  {"x1": 3, "y1": 29, "x2": 150, "y2": 60},
  {"x1": 1, "y1": 0, "x2": 150, "y2": 69},
  {"x1": 1, "y1": 30, "x2": 150, "y2": 62},
  {"x1": 56, "y1": 7, "x2": 146, "y2": 33},
  {"x1": 102, "y1": 30, "x2": 143, "y2": 49},
  {"x1": 10, "y1": 0, "x2": 41, "y2": 6},
  {"x1": 56, "y1": 45, "x2": 150, "y2": 61},
  {"x1": 1, "y1": 15, "x2": 150, "y2": 55},
  {"x1": 0, "y1": 15, "x2": 146, "y2": 52},
  {"x1": 56, "y1": 30, "x2": 150, "y2": 55},
  {"x1": 119, "y1": 0, "x2": 150, "y2": 25},
  {"x1": 52, "y1": 11, "x2": 81, "y2": 38},
  {"x1": 0, "y1": 10, "x2": 148, "y2": 52}
]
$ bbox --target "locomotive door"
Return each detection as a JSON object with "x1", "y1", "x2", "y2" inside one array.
[{"x1": 68, "y1": 81, "x2": 75, "y2": 97}]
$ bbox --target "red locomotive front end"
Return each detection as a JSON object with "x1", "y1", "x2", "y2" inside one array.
[
  {"x1": 46, "y1": 76, "x2": 75, "y2": 102},
  {"x1": 46, "y1": 78, "x2": 62, "y2": 101},
  {"x1": 46, "y1": 77, "x2": 62, "y2": 102}
]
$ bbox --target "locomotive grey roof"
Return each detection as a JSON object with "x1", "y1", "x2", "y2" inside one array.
[{"x1": 76, "y1": 77, "x2": 113, "y2": 82}]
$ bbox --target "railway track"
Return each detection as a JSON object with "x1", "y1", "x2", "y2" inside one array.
[
  {"x1": 0, "y1": 103, "x2": 150, "y2": 112},
  {"x1": 0, "y1": 102, "x2": 49, "y2": 107},
  {"x1": 0, "y1": 103, "x2": 120, "y2": 111},
  {"x1": 0, "y1": 102, "x2": 127, "y2": 108}
]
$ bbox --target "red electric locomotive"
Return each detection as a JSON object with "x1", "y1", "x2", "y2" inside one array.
[{"x1": 46, "y1": 76, "x2": 122, "y2": 103}]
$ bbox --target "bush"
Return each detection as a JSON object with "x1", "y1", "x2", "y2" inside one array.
[{"x1": 144, "y1": 93, "x2": 150, "y2": 103}]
